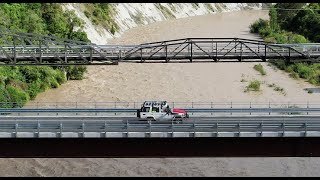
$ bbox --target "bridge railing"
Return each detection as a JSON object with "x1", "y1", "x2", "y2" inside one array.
[
  {"x1": 1, "y1": 101, "x2": 320, "y2": 117},
  {"x1": 0, "y1": 118, "x2": 320, "y2": 137}
]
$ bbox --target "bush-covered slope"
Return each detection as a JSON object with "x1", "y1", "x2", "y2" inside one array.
[
  {"x1": 0, "y1": 3, "x2": 89, "y2": 107},
  {"x1": 249, "y1": 3, "x2": 320, "y2": 86}
]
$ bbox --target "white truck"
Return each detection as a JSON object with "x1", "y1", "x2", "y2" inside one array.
[{"x1": 137, "y1": 101, "x2": 189, "y2": 121}]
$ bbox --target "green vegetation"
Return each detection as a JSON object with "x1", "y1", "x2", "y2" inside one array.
[
  {"x1": 0, "y1": 66, "x2": 67, "y2": 107},
  {"x1": 250, "y1": 3, "x2": 320, "y2": 86},
  {"x1": 168, "y1": 3, "x2": 177, "y2": 13},
  {"x1": 82, "y1": 3, "x2": 119, "y2": 34},
  {"x1": 245, "y1": 80, "x2": 261, "y2": 92},
  {"x1": 192, "y1": 3, "x2": 200, "y2": 9},
  {"x1": 267, "y1": 83, "x2": 286, "y2": 96},
  {"x1": 270, "y1": 60, "x2": 320, "y2": 85},
  {"x1": 0, "y1": 3, "x2": 90, "y2": 108},
  {"x1": 156, "y1": 4, "x2": 176, "y2": 19},
  {"x1": 253, "y1": 64, "x2": 267, "y2": 75},
  {"x1": 204, "y1": 4, "x2": 215, "y2": 12}
]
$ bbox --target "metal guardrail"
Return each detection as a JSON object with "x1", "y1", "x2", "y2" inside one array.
[
  {"x1": 3, "y1": 101, "x2": 320, "y2": 108},
  {"x1": 1, "y1": 107, "x2": 320, "y2": 114},
  {"x1": 0, "y1": 117, "x2": 320, "y2": 138},
  {"x1": 2, "y1": 101, "x2": 320, "y2": 116}
]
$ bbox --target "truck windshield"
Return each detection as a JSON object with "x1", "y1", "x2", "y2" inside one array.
[{"x1": 142, "y1": 107, "x2": 150, "y2": 112}]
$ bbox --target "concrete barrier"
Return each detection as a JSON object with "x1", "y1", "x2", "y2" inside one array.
[
  {"x1": 0, "y1": 132, "x2": 14, "y2": 138},
  {"x1": 194, "y1": 132, "x2": 214, "y2": 137},
  {"x1": 127, "y1": 132, "x2": 146, "y2": 138},
  {"x1": 239, "y1": 132, "x2": 259, "y2": 137},
  {"x1": 172, "y1": 132, "x2": 191, "y2": 137},
  {"x1": 83, "y1": 132, "x2": 102, "y2": 138},
  {"x1": 217, "y1": 132, "x2": 237, "y2": 137},
  {"x1": 39, "y1": 132, "x2": 58, "y2": 138},
  {"x1": 306, "y1": 131, "x2": 320, "y2": 137},
  {"x1": 16, "y1": 132, "x2": 35, "y2": 138},
  {"x1": 261, "y1": 132, "x2": 282, "y2": 137},
  {"x1": 60, "y1": 132, "x2": 80, "y2": 138},
  {"x1": 150, "y1": 132, "x2": 170, "y2": 138},
  {"x1": 105, "y1": 132, "x2": 125, "y2": 138}
]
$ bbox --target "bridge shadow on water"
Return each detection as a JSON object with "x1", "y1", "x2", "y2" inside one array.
[{"x1": 0, "y1": 137, "x2": 320, "y2": 158}]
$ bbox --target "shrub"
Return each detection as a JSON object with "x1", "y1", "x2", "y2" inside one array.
[
  {"x1": 264, "y1": 36, "x2": 277, "y2": 43},
  {"x1": 285, "y1": 65, "x2": 294, "y2": 73},
  {"x1": 250, "y1": 18, "x2": 269, "y2": 33},
  {"x1": 289, "y1": 72, "x2": 299, "y2": 79},
  {"x1": 19, "y1": 66, "x2": 41, "y2": 83},
  {"x1": 246, "y1": 80, "x2": 261, "y2": 92},
  {"x1": 294, "y1": 63, "x2": 315, "y2": 79},
  {"x1": 66, "y1": 66, "x2": 87, "y2": 80},
  {"x1": 308, "y1": 78, "x2": 318, "y2": 85},
  {"x1": 259, "y1": 28, "x2": 272, "y2": 38},
  {"x1": 110, "y1": 25, "x2": 116, "y2": 35},
  {"x1": 270, "y1": 59, "x2": 287, "y2": 70},
  {"x1": 50, "y1": 80, "x2": 59, "y2": 88},
  {"x1": 6, "y1": 85, "x2": 30, "y2": 107},
  {"x1": 273, "y1": 32, "x2": 288, "y2": 43},
  {"x1": 0, "y1": 85, "x2": 11, "y2": 108},
  {"x1": 253, "y1": 64, "x2": 267, "y2": 75},
  {"x1": 268, "y1": 83, "x2": 275, "y2": 87},
  {"x1": 84, "y1": 10, "x2": 90, "y2": 18},
  {"x1": 289, "y1": 34, "x2": 308, "y2": 43},
  {"x1": 27, "y1": 82, "x2": 42, "y2": 100},
  {"x1": 274, "y1": 86, "x2": 284, "y2": 92}
]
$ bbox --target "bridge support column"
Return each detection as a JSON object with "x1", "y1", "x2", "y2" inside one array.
[
  {"x1": 165, "y1": 45, "x2": 168, "y2": 63},
  {"x1": 285, "y1": 57, "x2": 291, "y2": 64},
  {"x1": 262, "y1": 57, "x2": 266, "y2": 62},
  {"x1": 190, "y1": 42, "x2": 193, "y2": 62},
  {"x1": 238, "y1": 42, "x2": 242, "y2": 62}
]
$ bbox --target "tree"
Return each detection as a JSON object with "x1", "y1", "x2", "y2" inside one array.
[
  {"x1": 269, "y1": 6, "x2": 280, "y2": 33},
  {"x1": 64, "y1": 10, "x2": 84, "y2": 39},
  {"x1": 275, "y1": 3, "x2": 306, "y2": 29}
]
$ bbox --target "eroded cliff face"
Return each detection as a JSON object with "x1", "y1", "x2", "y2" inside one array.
[{"x1": 62, "y1": 3, "x2": 265, "y2": 44}]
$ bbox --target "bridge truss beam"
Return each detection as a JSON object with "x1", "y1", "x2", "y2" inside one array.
[{"x1": 0, "y1": 28, "x2": 319, "y2": 66}]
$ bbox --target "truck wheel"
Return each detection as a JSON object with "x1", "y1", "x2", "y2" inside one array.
[{"x1": 137, "y1": 109, "x2": 141, "y2": 118}]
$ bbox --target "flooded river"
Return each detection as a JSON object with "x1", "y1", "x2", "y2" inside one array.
[{"x1": 4, "y1": 10, "x2": 320, "y2": 177}]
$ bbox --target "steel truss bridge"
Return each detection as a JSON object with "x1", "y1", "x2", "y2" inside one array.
[{"x1": 1, "y1": 28, "x2": 320, "y2": 66}]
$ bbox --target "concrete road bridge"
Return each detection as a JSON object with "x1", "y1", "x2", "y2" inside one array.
[{"x1": 1, "y1": 28, "x2": 320, "y2": 66}]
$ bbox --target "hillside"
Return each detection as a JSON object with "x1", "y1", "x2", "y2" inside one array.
[{"x1": 62, "y1": 3, "x2": 267, "y2": 44}]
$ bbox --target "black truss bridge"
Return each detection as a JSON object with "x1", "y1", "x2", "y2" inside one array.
[{"x1": 0, "y1": 28, "x2": 320, "y2": 66}]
